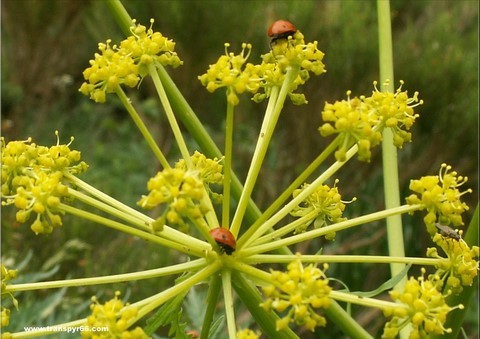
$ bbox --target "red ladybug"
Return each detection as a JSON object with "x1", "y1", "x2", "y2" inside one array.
[
  {"x1": 268, "y1": 20, "x2": 297, "y2": 42},
  {"x1": 209, "y1": 227, "x2": 236, "y2": 254}
]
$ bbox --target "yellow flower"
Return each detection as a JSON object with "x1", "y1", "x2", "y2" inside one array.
[
  {"x1": 383, "y1": 269, "x2": 463, "y2": 338},
  {"x1": 198, "y1": 43, "x2": 257, "y2": 106},
  {"x1": 237, "y1": 328, "x2": 260, "y2": 339},
  {"x1": 406, "y1": 164, "x2": 472, "y2": 234},
  {"x1": 261, "y1": 256, "x2": 331, "y2": 332},
  {"x1": 427, "y1": 232, "x2": 479, "y2": 291},
  {"x1": 80, "y1": 19, "x2": 182, "y2": 103},
  {"x1": 81, "y1": 292, "x2": 148, "y2": 339},
  {"x1": 319, "y1": 81, "x2": 421, "y2": 162},
  {"x1": 137, "y1": 167, "x2": 209, "y2": 232},
  {"x1": 290, "y1": 180, "x2": 351, "y2": 239},
  {"x1": 1, "y1": 134, "x2": 87, "y2": 234}
]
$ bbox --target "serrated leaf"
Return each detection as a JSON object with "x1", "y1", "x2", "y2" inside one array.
[{"x1": 144, "y1": 292, "x2": 187, "y2": 335}]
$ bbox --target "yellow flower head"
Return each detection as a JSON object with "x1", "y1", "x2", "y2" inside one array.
[
  {"x1": 198, "y1": 42, "x2": 258, "y2": 106},
  {"x1": 253, "y1": 31, "x2": 325, "y2": 105},
  {"x1": 80, "y1": 19, "x2": 182, "y2": 103},
  {"x1": 427, "y1": 231, "x2": 479, "y2": 291},
  {"x1": 237, "y1": 328, "x2": 260, "y2": 339},
  {"x1": 406, "y1": 163, "x2": 472, "y2": 233},
  {"x1": 82, "y1": 291, "x2": 148, "y2": 338},
  {"x1": 383, "y1": 268, "x2": 463, "y2": 338},
  {"x1": 1, "y1": 134, "x2": 88, "y2": 234},
  {"x1": 261, "y1": 256, "x2": 331, "y2": 332},
  {"x1": 290, "y1": 180, "x2": 352, "y2": 239},
  {"x1": 137, "y1": 167, "x2": 209, "y2": 233},
  {"x1": 319, "y1": 81, "x2": 421, "y2": 162}
]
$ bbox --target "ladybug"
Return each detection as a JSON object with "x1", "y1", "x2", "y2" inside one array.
[
  {"x1": 268, "y1": 20, "x2": 297, "y2": 43},
  {"x1": 435, "y1": 223, "x2": 461, "y2": 241},
  {"x1": 210, "y1": 227, "x2": 236, "y2": 255}
]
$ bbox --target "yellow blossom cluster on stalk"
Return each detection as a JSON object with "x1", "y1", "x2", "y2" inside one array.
[
  {"x1": 79, "y1": 19, "x2": 182, "y2": 103},
  {"x1": 175, "y1": 151, "x2": 224, "y2": 203},
  {"x1": 137, "y1": 167, "x2": 209, "y2": 233},
  {"x1": 261, "y1": 258, "x2": 331, "y2": 332},
  {"x1": 1, "y1": 135, "x2": 88, "y2": 234},
  {"x1": 81, "y1": 292, "x2": 148, "y2": 338},
  {"x1": 289, "y1": 181, "x2": 350, "y2": 239},
  {"x1": 382, "y1": 269, "x2": 464, "y2": 339},
  {"x1": 427, "y1": 232, "x2": 479, "y2": 291},
  {"x1": 319, "y1": 81, "x2": 423, "y2": 162},
  {"x1": 406, "y1": 163, "x2": 472, "y2": 235},
  {"x1": 199, "y1": 30, "x2": 325, "y2": 106}
]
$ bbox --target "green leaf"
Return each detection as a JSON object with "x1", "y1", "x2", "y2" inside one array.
[
  {"x1": 144, "y1": 292, "x2": 187, "y2": 336},
  {"x1": 350, "y1": 263, "x2": 411, "y2": 298}
]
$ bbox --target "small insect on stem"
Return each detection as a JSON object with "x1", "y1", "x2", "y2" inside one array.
[{"x1": 435, "y1": 223, "x2": 461, "y2": 241}]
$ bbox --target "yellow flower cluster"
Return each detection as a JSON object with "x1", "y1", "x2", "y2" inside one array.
[
  {"x1": 199, "y1": 31, "x2": 325, "y2": 106},
  {"x1": 427, "y1": 233, "x2": 479, "y2": 291},
  {"x1": 175, "y1": 151, "x2": 224, "y2": 204},
  {"x1": 175, "y1": 151, "x2": 223, "y2": 185},
  {"x1": 254, "y1": 31, "x2": 325, "y2": 105},
  {"x1": 382, "y1": 269, "x2": 463, "y2": 339},
  {"x1": 289, "y1": 181, "x2": 349, "y2": 239},
  {"x1": 406, "y1": 163, "x2": 472, "y2": 235},
  {"x1": 319, "y1": 81, "x2": 422, "y2": 162},
  {"x1": 80, "y1": 19, "x2": 182, "y2": 103},
  {"x1": 1, "y1": 136, "x2": 88, "y2": 234},
  {"x1": 137, "y1": 168, "x2": 208, "y2": 232},
  {"x1": 237, "y1": 328, "x2": 260, "y2": 339},
  {"x1": 261, "y1": 258, "x2": 331, "y2": 332},
  {"x1": 198, "y1": 43, "x2": 260, "y2": 106},
  {"x1": 82, "y1": 292, "x2": 148, "y2": 339}
]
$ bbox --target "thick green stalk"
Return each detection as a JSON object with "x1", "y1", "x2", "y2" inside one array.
[
  {"x1": 200, "y1": 275, "x2": 222, "y2": 339},
  {"x1": 377, "y1": 0, "x2": 406, "y2": 282},
  {"x1": 232, "y1": 272, "x2": 299, "y2": 339}
]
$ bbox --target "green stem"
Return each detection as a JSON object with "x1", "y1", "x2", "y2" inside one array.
[
  {"x1": 323, "y1": 301, "x2": 374, "y2": 339},
  {"x1": 104, "y1": 0, "x2": 132, "y2": 36},
  {"x1": 221, "y1": 269, "x2": 237, "y2": 338},
  {"x1": 230, "y1": 66, "x2": 300, "y2": 237},
  {"x1": 377, "y1": 0, "x2": 406, "y2": 282},
  {"x1": 157, "y1": 62, "x2": 262, "y2": 228},
  {"x1": 239, "y1": 204, "x2": 421, "y2": 257},
  {"x1": 232, "y1": 272, "x2": 300, "y2": 339},
  {"x1": 65, "y1": 173, "x2": 149, "y2": 222},
  {"x1": 200, "y1": 275, "x2": 223, "y2": 339},
  {"x1": 58, "y1": 203, "x2": 209, "y2": 257},
  {"x1": 222, "y1": 102, "x2": 234, "y2": 228},
  {"x1": 115, "y1": 86, "x2": 170, "y2": 168},
  {"x1": 243, "y1": 254, "x2": 439, "y2": 267},
  {"x1": 131, "y1": 262, "x2": 221, "y2": 319},
  {"x1": 238, "y1": 144, "x2": 359, "y2": 250},
  {"x1": 5, "y1": 259, "x2": 207, "y2": 292},
  {"x1": 148, "y1": 63, "x2": 192, "y2": 167},
  {"x1": 244, "y1": 136, "x2": 341, "y2": 243}
]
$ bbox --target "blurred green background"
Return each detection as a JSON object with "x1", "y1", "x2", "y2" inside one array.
[{"x1": 1, "y1": 0, "x2": 478, "y2": 337}]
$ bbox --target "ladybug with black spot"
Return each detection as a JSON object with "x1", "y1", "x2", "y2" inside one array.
[
  {"x1": 268, "y1": 20, "x2": 297, "y2": 44},
  {"x1": 210, "y1": 227, "x2": 236, "y2": 255}
]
